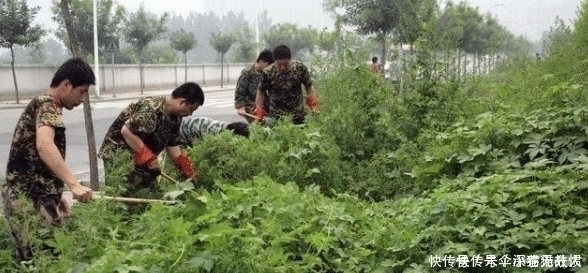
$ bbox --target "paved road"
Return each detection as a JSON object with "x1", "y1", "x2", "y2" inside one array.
[{"x1": 0, "y1": 87, "x2": 244, "y2": 183}]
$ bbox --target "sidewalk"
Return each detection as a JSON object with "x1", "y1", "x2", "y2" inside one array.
[{"x1": 0, "y1": 84, "x2": 236, "y2": 110}]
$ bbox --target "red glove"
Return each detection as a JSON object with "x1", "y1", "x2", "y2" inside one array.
[
  {"x1": 306, "y1": 94, "x2": 320, "y2": 111},
  {"x1": 252, "y1": 105, "x2": 266, "y2": 122},
  {"x1": 174, "y1": 153, "x2": 196, "y2": 179},
  {"x1": 133, "y1": 146, "x2": 157, "y2": 166}
]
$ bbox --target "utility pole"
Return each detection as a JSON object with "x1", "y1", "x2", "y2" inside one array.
[
  {"x1": 255, "y1": 0, "x2": 260, "y2": 53},
  {"x1": 93, "y1": 0, "x2": 100, "y2": 98}
]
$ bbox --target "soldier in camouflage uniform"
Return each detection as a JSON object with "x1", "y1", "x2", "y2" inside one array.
[
  {"x1": 98, "y1": 82, "x2": 203, "y2": 201},
  {"x1": 253, "y1": 45, "x2": 320, "y2": 125},
  {"x1": 2, "y1": 58, "x2": 96, "y2": 262},
  {"x1": 179, "y1": 117, "x2": 249, "y2": 147},
  {"x1": 235, "y1": 49, "x2": 274, "y2": 123}
]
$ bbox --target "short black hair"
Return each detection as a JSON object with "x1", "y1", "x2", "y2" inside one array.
[
  {"x1": 257, "y1": 49, "x2": 274, "y2": 64},
  {"x1": 226, "y1": 122, "x2": 250, "y2": 138},
  {"x1": 372, "y1": 56, "x2": 378, "y2": 63},
  {"x1": 50, "y1": 57, "x2": 96, "y2": 88},
  {"x1": 273, "y1": 45, "x2": 292, "y2": 60},
  {"x1": 172, "y1": 82, "x2": 205, "y2": 105}
]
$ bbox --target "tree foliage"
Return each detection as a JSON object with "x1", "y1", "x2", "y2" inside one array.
[
  {"x1": 323, "y1": 0, "x2": 403, "y2": 65},
  {"x1": 394, "y1": 0, "x2": 437, "y2": 48},
  {"x1": 124, "y1": 5, "x2": 167, "y2": 55},
  {"x1": 51, "y1": 0, "x2": 125, "y2": 57},
  {"x1": 541, "y1": 17, "x2": 573, "y2": 56},
  {"x1": 0, "y1": 0, "x2": 44, "y2": 103},
  {"x1": 170, "y1": 28, "x2": 197, "y2": 56},
  {"x1": 263, "y1": 23, "x2": 316, "y2": 59},
  {"x1": 231, "y1": 24, "x2": 256, "y2": 62},
  {"x1": 0, "y1": 0, "x2": 44, "y2": 48},
  {"x1": 123, "y1": 4, "x2": 167, "y2": 92},
  {"x1": 209, "y1": 32, "x2": 235, "y2": 58},
  {"x1": 316, "y1": 28, "x2": 338, "y2": 57}
]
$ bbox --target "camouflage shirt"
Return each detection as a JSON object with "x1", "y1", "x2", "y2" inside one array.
[
  {"x1": 179, "y1": 117, "x2": 228, "y2": 146},
  {"x1": 259, "y1": 60, "x2": 313, "y2": 119},
  {"x1": 234, "y1": 64, "x2": 261, "y2": 110},
  {"x1": 99, "y1": 96, "x2": 182, "y2": 159},
  {"x1": 5, "y1": 96, "x2": 66, "y2": 197}
]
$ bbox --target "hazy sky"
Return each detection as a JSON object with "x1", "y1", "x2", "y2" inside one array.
[{"x1": 23, "y1": 0, "x2": 587, "y2": 42}]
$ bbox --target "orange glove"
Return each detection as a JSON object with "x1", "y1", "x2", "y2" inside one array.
[
  {"x1": 174, "y1": 153, "x2": 196, "y2": 179},
  {"x1": 252, "y1": 105, "x2": 266, "y2": 122},
  {"x1": 133, "y1": 146, "x2": 157, "y2": 166},
  {"x1": 306, "y1": 94, "x2": 319, "y2": 112}
]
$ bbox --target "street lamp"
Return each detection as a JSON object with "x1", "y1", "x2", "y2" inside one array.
[
  {"x1": 255, "y1": 0, "x2": 260, "y2": 53},
  {"x1": 93, "y1": 0, "x2": 100, "y2": 98}
]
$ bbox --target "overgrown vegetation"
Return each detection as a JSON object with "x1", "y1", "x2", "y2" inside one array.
[{"x1": 3, "y1": 1, "x2": 588, "y2": 272}]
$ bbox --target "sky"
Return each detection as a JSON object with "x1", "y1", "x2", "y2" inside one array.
[
  {"x1": 19, "y1": 0, "x2": 588, "y2": 43},
  {"x1": 461, "y1": 0, "x2": 583, "y2": 41}
]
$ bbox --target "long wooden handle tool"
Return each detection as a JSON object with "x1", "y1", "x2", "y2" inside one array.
[{"x1": 97, "y1": 195, "x2": 177, "y2": 204}]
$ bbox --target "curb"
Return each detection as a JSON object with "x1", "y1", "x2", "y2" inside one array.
[{"x1": 0, "y1": 85, "x2": 235, "y2": 110}]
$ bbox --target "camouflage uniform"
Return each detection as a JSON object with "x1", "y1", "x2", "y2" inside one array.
[
  {"x1": 234, "y1": 65, "x2": 268, "y2": 123},
  {"x1": 98, "y1": 96, "x2": 182, "y2": 199},
  {"x1": 2, "y1": 95, "x2": 67, "y2": 261},
  {"x1": 179, "y1": 117, "x2": 228, "y2": 146},
  {"x1": 259, "y1": 60, "x2": 313, "y2": 124}
]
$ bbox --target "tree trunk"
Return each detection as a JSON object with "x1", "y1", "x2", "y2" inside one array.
[
  {"x1": 139, "y1": 53, "x2": 144, "y2": 94},
  {"x1": 226, "y1": 61, "x2": 229, "y2": 83},
  {"x1": 220, "y1": 53, "x2": 224, "y2": 88},
  {"x1": 463, "y1": 53, "x2": 467, "y2": 80},
  {"x1": 59, "y1": 0, "x2": 100, "y2": 191},
  {"x1": 472, "y1": 54, "x2": 476, "y2": 76},
  {"x1": 10, "y1": 46, "x2": 19, "y2": 104},
  {"x1": 380, "y1": 32, "x2": 387, "y2": 76},
  {"x1": 184, "y1": 52, "x2": 187, "y2": 82},
  {"x1": 457, "y1": 49, "x2": 461, "y2": 82}
]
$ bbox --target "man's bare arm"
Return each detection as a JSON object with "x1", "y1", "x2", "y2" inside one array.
[
  {"x1": 254, "y1": 88, "x2": 265, "y2": 108},
  {"x1": 166, "y1": 145, "x2": 182, "y2": 160},
  {"x1": 36, "y1": 125, "x2": 82, "y2": 189},
  {"x1": 306, "y1": 84, "x2": 317, "y2": 97},
  {"x1": 121, "y1": 125, "x2": 147, "y2": 152}
]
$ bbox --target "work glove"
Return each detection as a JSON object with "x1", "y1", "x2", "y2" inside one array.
[
  {"x1": 252, "y1": 105, "x2": 266, "y2": 122},
  {"x1": 173, "y1": 153, "x2": 196, "y2": 179},
  {"x1": 133, "y1": 146, "x2": 158, "y2": 167},
  {"x1": 306, "y1": 94, "x2": 320, "y2": 112}
]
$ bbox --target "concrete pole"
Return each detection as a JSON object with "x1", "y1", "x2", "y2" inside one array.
[
  {"x1": 93, "y1": 0, "x2": 100, "y2": 98},
  {"x1": 255, "y1": 0, "x2": 260, "y2": 53}
]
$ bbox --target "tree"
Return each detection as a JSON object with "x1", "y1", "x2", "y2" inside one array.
[
  {"x1": 0, "y1": 0, "x2": 44, "y2": 103},
  {"x1": 572, "y1": 0, "x2": 588, "y2": 53},
  {"x1": 170, "y1": 28, "x2": 197, "y2": 82},
  {"x1": 231, "y1": 24, "x2": 256, "y2": 62},
  {"x1": 123, "y1": 5, "x2": 168, "y2": 94},
  {"x1": 44, "y1": 38, "x2": 69, "y2": 65},
  {"x1": 323, "y1": 0, "x2": 401, "y2": 68},
  {"x1": 395, "y1": 0, "x2": 438, "y2": 53},
  {"x1": 316, "y1": 28, "x2": 338, "y2": 58},
  {"x1": 541, "y1": 16, "x2": 573, "y2": 56},
  {"x1": 209, "y1": 31, "x2": 235, "y2": 87},
  {"x1": 52, "y1": 0, "x2": 126, "y2": 58},
  {"x1": 58, "y1": 0, "x2": 99, "y2": 190},
  {"x1": 263, "y1": 23, "x2": 316, "y2": 59},
  {"x1": 28, "y1": 42, "x2": 45, "y2": 64},
  {"x1": 145, "y1": 45, "x2": 179, "y2": 64}
]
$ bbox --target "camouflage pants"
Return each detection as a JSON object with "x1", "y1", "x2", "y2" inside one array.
[
  {"x1": 1, "y1": 185, "x2": 64, "y2": 262},
  {"x1": 103, "y1": 158, "x2": 162, "y2": 214}
]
